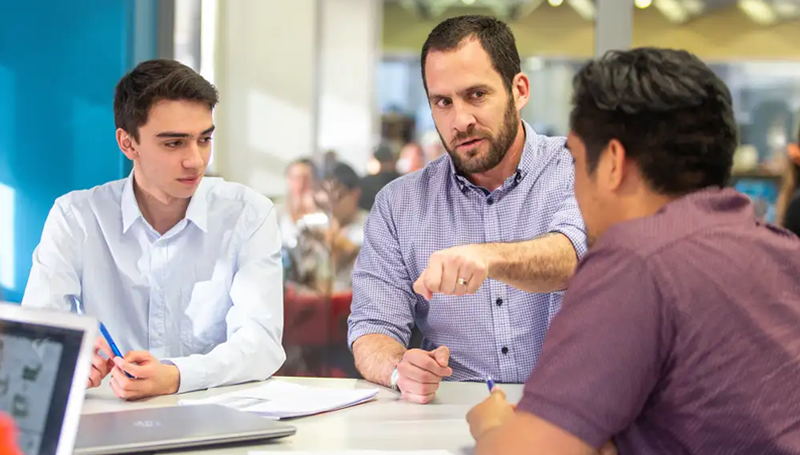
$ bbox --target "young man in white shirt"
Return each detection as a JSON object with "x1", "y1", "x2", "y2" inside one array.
[{"x1": 22, "y1": 59, "x2": 285, "y2": 400}]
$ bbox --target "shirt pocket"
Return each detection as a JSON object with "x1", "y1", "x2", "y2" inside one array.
[{"x1": 183, "y1": 280, "x2": 231, "y2": 353}]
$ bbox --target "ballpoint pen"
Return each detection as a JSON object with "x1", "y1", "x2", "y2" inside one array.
[
  {"x1": 71, "y1": 296, "x2": 135, "y2": 379},
  {"x1": 486, "y1": 375, "x2": 495, "y2": 392},
  {"x1": 98, "y1": 322, "x2": 135, "y2": 378}
]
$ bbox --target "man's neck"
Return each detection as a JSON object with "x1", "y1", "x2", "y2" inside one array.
[
  {"x1": 133, "y1": 174, "x2": 189, "y2": 235},
  {"x1": 620, "y1": 188, "x2": 677, "y2": 221},
  {"x1": 467, "y1": 122, "x2": 526, "y2": 192}
]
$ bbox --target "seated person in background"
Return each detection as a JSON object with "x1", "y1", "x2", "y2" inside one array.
[
  {"x1": 22, "y1": 59, "x2": 285, "y2": 400},
  {"x1": 397, "y1": 141, "x2": 426, "y2": 174},
  {"x1": 348, "y1": 15, "x2": 585, "y2": 404},
  {"x1": 420, "y1": 130, "x2": 446, "y2": 164},
  {"x1": 467, "y1": 47, "x2": 800, "y2": 455},
  {"x1": 276, "y1": 158, "x2": 319, "y2": 248},
  {"x1": 359, "y1": 144, "x2": 402, "y2": 211},
  {"x1": 778, "y1": 136, "x2": 800, "y2": 237},
  {"x1": 312, "y1": 162, "x2": 368, "y2": 292}
]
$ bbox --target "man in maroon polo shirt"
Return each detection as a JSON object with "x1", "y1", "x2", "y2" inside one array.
[{"x1": 466, "y1": 47, "x2": 800, "y2": 455}]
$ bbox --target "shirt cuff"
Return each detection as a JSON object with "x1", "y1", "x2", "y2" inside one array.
[
  {"x1": 347, "y1": 321, "x2": 409, "y2": 351},
  {"x1": 550, "y1": 225, "x2": 588, "y2": 260},
  {"x1": 161, "y1": 355, "x2": 208, "y2": 394}
]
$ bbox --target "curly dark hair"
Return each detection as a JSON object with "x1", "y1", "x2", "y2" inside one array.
[
  {"x1": 570, "y1": 47, "x2": 738, "y2": 195},
  {"x1": 114, "y1": 59, "x2": 218, "y2": 142},
  {"x1": 421, "y1": 15, "x2": 520, "y2": 94}
]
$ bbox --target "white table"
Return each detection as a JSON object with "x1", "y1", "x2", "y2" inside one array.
[{"x1": 82, "y1": 377, "x2": 524, "y2": 454}]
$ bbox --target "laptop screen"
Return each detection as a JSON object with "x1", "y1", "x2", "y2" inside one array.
[{"x1": 0, "y1": 319, "x2": 85, "y2": 455}]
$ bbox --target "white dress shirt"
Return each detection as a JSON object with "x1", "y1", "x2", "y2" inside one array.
[{"x1": 21, "y1": 174, "x2": 286, "y2": 393}]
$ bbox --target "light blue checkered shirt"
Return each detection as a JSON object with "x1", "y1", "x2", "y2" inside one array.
[{"x1": 348, "y1": 122, "x2": 587, "y2": 384}]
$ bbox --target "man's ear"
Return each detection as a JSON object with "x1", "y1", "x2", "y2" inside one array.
[
  {"x1": 788, "y1": 143, "x2": 800, "y2": 166},
  {"x1": 116, "y1": 128, "x2": 138, "y2": 160},
  {"x1": 605, "y1": 139, "x2": 627, "y2": 190},
  {"x1": 512, "y1": 73, "x2": 530, "y2": 112}
]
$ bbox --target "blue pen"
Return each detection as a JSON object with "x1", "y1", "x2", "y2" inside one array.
[
  {"x1": 72, "y1": 296, "x2": 135, "y2": 380},
  {"x1": 486, "y1": 375, "x2": 495, "y2": 392},
  {"x1": 98, "y1": 323, "x2": 135, "y2": 379}
]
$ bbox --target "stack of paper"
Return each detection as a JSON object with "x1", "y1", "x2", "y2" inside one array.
[
  {"x1": 178, "y1": 380, "x2": 379, "y2": 419},
  {"x1": 249, "y1": 452, "x2": 455, "y2": 455}
]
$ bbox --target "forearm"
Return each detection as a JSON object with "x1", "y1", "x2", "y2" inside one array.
[
  {"x1": 475, "y1": 413, "x2": 596, "y2": 455},
  {"x1": 167, "y1": 323, "x2": 285, "y2": 393},
  {"x1": 486, "y1": 233, "x2": 578, "y2": 293},
  {"x1": 352, "y1": 333, "x2": 406, "y2": 387}
]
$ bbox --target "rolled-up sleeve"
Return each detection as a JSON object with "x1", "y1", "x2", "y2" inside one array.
[
  {"x1": 166, "y1": 200, "x2": 286, "y2": 393},
  {"x1": 547, "y1": 154, "x2": 587, "y2": 260},
  {"x1": 21, "y1": 199, "x2": 83, "y2": 311},
  {"x1": 347, "y1": 189, "x2": 417, "y2": 349}
]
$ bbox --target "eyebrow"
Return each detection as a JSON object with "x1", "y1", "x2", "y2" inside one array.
[
  {"x1": 156, "y1": 125, "x2": 215, "y2": 138},
  {"x1": 428, "y1": 84, "x2": 493, "y2": 102}
]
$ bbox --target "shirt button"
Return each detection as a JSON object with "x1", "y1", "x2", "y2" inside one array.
[
  {"x1": 487, "y1": 198, "x2": 494, "y2": 205},
  {"x1": 501, "y1": 347, "x2": 509, "y2": 355},
  {"x1": 496, "y1": 298, "x2": 503, "y2": 306}
]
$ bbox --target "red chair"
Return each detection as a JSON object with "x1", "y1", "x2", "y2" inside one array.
[{"x1": 280, "y1": 285, "x2": 356, "y2": 378}]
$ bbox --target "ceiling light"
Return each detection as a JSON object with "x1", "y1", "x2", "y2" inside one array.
[
  {"x1": 738, "y1": 0, "x2": 778, "y2": 25},
  {"x1": 654, "y1": 0, "x2": 689, "y2": 23},
  {"x1": 462, "y1": 0, "x2": 476, "y2": 5},
  {"x1": 635, "y1": 0, "x2": 653, "y2": 8},
  {"x1": 682, "y1": 0, "x2": 705, "y2": 15},
  {"x1": 566, "y1": 0, "x2": 595, "y2": 19},
  {"x1": 773, "y1": 0, "x2": 800, "y2": 18},
  {"x1": 548, "y1": 0, "x2": 564, "y2": 6}
]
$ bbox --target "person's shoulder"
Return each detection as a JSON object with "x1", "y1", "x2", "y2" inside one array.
[
  {"x1": 53, "y1": 178, "x2": 126, "y2": 216},
  {"x1": 203, "y1": 176, "x2": 274, "y2": 214},
  {"x1": 374, "y1": 156, "x2": 451, "y2": 208}
]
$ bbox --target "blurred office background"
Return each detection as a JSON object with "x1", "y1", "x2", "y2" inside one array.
[{"x1": 2, "y1": 0, "x2": 800, "y2": 376}]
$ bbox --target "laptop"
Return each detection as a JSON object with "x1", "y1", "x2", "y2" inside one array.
[
  {"x1": 0, "y1": 302, "x2": 98, "y2": 455},
  {"x1": 74, "y1": 404, "x2": 296, "y2": 454}
]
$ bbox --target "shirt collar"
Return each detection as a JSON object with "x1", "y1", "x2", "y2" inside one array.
[
  {"x1": 447, "y1": 120, "x2": 540, "y2": 190},
  {"x1": 121, "y1": 173, "x2": 142, "y2": 234},
  {"x1": 120, "y1": 172, "x2": 210, "y2": 234},
  {"x1": 184, "y1": 177, "x2": 209, "y2": 232}
]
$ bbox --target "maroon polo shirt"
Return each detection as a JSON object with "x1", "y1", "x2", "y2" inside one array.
[{"x1": 518, "y1": 188, "x2": 800, "y2": 454}]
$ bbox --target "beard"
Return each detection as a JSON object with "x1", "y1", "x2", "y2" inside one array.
[{"x1": 439, "y1": 93, "x2": 520, "y2": 175}]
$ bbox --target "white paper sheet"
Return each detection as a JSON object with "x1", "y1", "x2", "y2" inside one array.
[
  {"x1": 179, "y1": 380, "x2": 379, "y2": 419},
  {"x1": 248, "y1": 452, "x2": 455, "y2": 455}
]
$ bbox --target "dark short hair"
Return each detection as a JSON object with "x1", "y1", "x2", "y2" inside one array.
[
  {"x1": 114, "y1": 59, "x2": 219, "y2": 142},
  {"x1": 570, "y1": 47, "x2": 738, "y2": 195},
  {"x1": 324, "y1": 162, "x2": 360, "y2": 190},
  {"x1": 373, "y1": 144, "x2": 396, "y2": 164},
  {"x1": 421, "y1": 15, "x2": 520, "y2": 93}
]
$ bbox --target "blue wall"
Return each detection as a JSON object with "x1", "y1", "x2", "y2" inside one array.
[{"x1": 0, "y1": 0, "x2": 156, "y2": 302}]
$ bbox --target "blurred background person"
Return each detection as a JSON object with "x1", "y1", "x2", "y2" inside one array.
[
  {"x1": 419, "y1": 130, "x2": 446, "y2": 164},
  {"x1": 396, "y1": 141, "x2": 425, "y2": 174},
  {"x1": 360, "y1": 143, "x2": 401, "y2": 211},
  {"x1": 277, "y1": 158, "x2": 319, "y2": 248},
  {"x1": 314, "y1": 162, "x2": 369, "y2": 291},
  {"x1": 777, "y1": 130, "x2": 800, "y2": 237},
  {"x1": 322, "y1": 149, "x2": 340, "y2": 176}
]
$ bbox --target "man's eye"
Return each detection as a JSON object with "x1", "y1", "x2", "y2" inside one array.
[
  {"x1": 436, "y1": 99, "x2": 452, "y2": 108},
  {"x1": 473, "y1": 91, "x2": 485, "y2": 98},
  {"x1": 165, "y1": 141, "x2": 182, "y2": 148},
  {"x1": 200, "y1": 136, "x2": 213, "y2": 144}
]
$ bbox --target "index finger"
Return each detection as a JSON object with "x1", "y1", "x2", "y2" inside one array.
[
  {"x1": 413, "y1": 271, "x2": 433, "y2": 300},
  {"x1": 95, "y1": 336, "x2": 114, "y2": 359},
  {"x1": 406, "y1": 352, "x2": 452, "y2": 378},
  {"x1": 490, "y1": 387, "x2": 507, "y2": 401},
  {"x1": 424, "y1": 258, "x2": 444, "y2": 294},
  {"x1": 113, "y1": 357, "x2": 145, "y2": 379}
]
